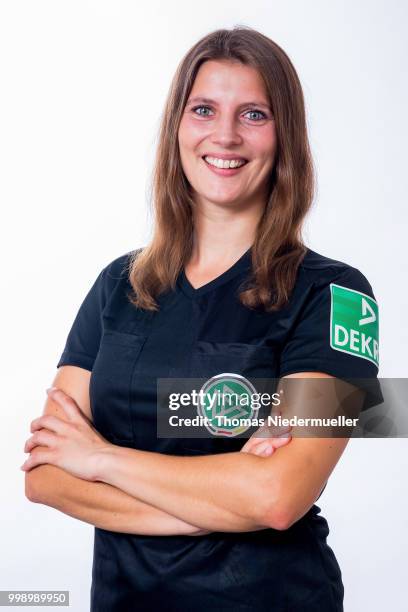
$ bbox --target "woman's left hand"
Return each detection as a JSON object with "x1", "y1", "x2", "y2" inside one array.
[{"x1": 21, "y1": 387, "x2": 112, "y2": 482}]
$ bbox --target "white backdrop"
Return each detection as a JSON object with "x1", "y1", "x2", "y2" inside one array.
[{"x1": 1, "y1": 1, "x2": 407, "y2": 610}]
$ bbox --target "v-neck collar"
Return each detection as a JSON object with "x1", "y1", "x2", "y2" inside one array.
[{"x1": 177, "y1": 247, "x2": 252, "y2": 298}]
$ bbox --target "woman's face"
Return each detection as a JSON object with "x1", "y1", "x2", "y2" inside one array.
[{"x1": 178, "y1": 59, "x2": 277, "y2": 210}]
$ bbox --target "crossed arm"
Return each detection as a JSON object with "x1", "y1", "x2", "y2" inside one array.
[
  {"x1": 24, "y1": 366, "x2": 358, "y2": 534},
  {"x1": 25, "y1": 366, "x2": 213, "y2": 536}
]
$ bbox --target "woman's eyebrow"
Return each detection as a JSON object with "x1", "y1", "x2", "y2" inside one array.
[{"x1": 186, "y1": 96, "x2": 272, "y2": 110}]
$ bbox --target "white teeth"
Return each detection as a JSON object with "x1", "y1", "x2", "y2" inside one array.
[{"x1": 204, "y1": 156, "x2": 246, "y2": 169}]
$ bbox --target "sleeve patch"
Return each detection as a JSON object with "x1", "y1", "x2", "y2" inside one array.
[{"x1": 330, "y1": 283, "x2": 379, "y2": 367}]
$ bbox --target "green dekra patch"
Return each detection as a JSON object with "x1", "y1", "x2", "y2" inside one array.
[{"x1": 330, "y1": 283, "x2": 379, "y2": 367}]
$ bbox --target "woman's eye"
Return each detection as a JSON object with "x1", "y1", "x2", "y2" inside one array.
[
  {"x1": 192, "y1": 106, "x2": 214, "y2": 117},
  {"x1": 190, "y1": 106, "x2": 269, "y2": 121},
  {"x1": 244, "y1": 110, "x2": 267, "y2": 121}
]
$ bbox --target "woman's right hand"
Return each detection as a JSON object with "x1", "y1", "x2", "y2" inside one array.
[{"x1": 240, "y1": 411, "x2": 292, "y2": 457}]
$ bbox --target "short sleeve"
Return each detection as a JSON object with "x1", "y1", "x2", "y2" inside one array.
[
  {"x1": 56, "y1": 266, "x2": 110, "y2": 371},
  {"x1": 56, "y1": 252, "x2": 132, "y2": 372},
  {"x1": 278, "y1": 265, "x2": 383, "y2": 411}
]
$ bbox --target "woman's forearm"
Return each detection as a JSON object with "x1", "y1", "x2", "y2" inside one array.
[
  {"x1": 95, "y1": 447, "x2": 272, "y2": 532},
  {"x1": 25, "y1": 464, "x2": 209, "y2": 536}
]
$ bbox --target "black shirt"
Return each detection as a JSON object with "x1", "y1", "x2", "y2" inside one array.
[{"x1": 57, "y1": 246, "x2": 381, "y2": 611}]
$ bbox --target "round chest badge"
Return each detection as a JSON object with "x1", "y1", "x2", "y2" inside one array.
[{"x1": 197, "y1": 373, "x2": 259, "y2": 437}]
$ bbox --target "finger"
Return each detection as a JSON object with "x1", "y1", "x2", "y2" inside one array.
[
  {"x1": 270, "y1": 434, "x2": 292, "y2": 449},
  {"x1": 269, "y1": 423, "x2": 292, "y2": 436},
  {"x1": 30, "y1": 414, "x2": 66, "y2": 434},
  {"x1": 254, "y1": 434, "x2": 292, "y2": 456},
  {"x1": 262, "y1": 433, "x2": 292, "y2": 450},
  {"x1": 46, "y1": 388, "x2": 80, "y2": 421},
  {"x1": 270, "y1": 408, "x2": 282, "y2": 419},
  {"x1": 240, "y1": 436, "x2": 265, "y2": 453},
  {"x1": 251, "y1": 441, "x2": 272, "y2": 456},
  {"x1": 244, "y1": 431, "x2": 292, "y2": 453},
  {"x1": 24, "y1": 430, "x2": 57, "y2": 453},
  {"x1": 245, "y1": 431, "x2": 290, "y2": 449},
  {"x1": 241, "y1": 425, "x2": 288, "y2": 450},
  {"x1": 251, "y1": 422, "x2": 292, "y2": 439},
  {"x1": 240, "y1": 418, "x2": 292, "y2": 451},
  {"x1": 240, "y1": 426, "x2": 264, "y2": 450},
  {"x1": 20, "y1": 450, "x2": 54, "y2": 472}
]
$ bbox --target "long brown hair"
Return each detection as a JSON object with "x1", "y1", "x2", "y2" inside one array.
[{"x1": 127, "y1": 25, "x2": 315, "y2": 312}]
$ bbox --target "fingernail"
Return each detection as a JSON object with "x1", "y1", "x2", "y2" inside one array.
[
  {"x1": 46, "y1": 387, "x2": 57, "y2": 394},
  {"x1": 257, "y1": 442, "x2": 269, "y2": 454}
]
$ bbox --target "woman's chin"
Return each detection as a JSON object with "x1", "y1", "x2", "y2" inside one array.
[{"x1": 195, "y1": 192, "x2": 252, "y2": 209}]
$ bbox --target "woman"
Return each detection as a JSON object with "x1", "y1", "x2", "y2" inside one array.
[{"x1": 22, "y1": 26, "x2": 381, "y2": 611}]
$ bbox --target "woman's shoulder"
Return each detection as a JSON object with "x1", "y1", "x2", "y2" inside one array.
[
  {"x1": 103, "y1": 247, "x2": 144, "y2": 279},
  {"x1": 299, "y1": 247, "x2": 375, "y2": 296},
  {"x1": 93, "y1": 247, "x2": 145, "y2": 300},
  {"x1": 300, "y1": 247, "x2": 357, "y2": 272}
]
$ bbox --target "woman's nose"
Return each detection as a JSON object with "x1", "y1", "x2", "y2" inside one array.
[{"x1": 210, "y1": 115, "x2": 243, "y2": 147}]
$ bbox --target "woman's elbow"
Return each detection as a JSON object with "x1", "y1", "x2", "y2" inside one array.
[
  {"x1": 25, "y1": 471, "x2": 40, "y2": 502},
  {"x1": 258, "y1": 503, "x2": 292, "y2": 531},
  {"x1": 255, "y1": 480, "x2": 292, "y2": 532},
  {"x1": 24, "y1": 466, "x2": 53, "y2": 504},
  {"x1": 260, "y1": 495, "x2": 315, "y2": 531}
]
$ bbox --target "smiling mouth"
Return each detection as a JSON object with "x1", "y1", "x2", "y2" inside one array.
[{"x1": 201, "y1": 155, "x2": 249, "y2": 170}]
